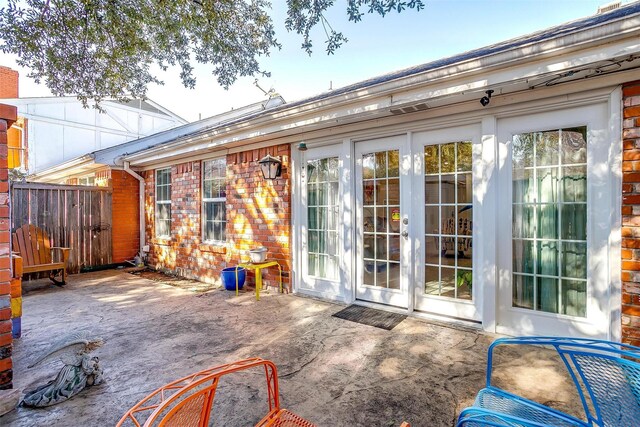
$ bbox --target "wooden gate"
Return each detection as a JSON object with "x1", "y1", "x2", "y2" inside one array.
[{"x1": 10, "y1": 182, "x2": 113, "y2": 274}]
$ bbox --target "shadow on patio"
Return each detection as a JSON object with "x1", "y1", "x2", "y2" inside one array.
[{"x1": 2, "y1": 270, "x2": 582, "y2": 426}]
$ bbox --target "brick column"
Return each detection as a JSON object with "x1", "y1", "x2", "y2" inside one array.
[
  {"x1": 622, "y1": 80, "x2": 640, "y2": 346},
  {"x1": 0, "y1": 103, "x2": 16, "y2": 389},
  {"x1": 0, "y1": 67, "x2": 18, "y2": 99},
  {"x1": 111, "y1": 170, "x2": 141, "y2": 263}
]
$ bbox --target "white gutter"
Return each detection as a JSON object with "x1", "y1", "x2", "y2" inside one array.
[{"x1": 123, "y1": 161, "x2": 145, "y2": 254}]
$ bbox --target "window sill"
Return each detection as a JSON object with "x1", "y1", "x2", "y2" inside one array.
[
  {"x1": 151, "y1": 238, "x2": 172, "y2": 246},
  {"x1": 199, "y1": 243, "x2": 227, "y2": 254}
]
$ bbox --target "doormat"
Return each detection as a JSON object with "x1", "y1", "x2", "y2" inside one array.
[{"x1": 332, "y1": 305, "x2": 406, "y2": 330}]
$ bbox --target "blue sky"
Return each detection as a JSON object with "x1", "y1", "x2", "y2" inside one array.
[{"x1": 7, "y1": 0, "x2": 609, "y2": 121}]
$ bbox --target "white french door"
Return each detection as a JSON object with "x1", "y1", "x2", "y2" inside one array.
[
  {"x1": 355, "y1": 135, "x2": 411, "y2": 307},
  {"x1": 298, "y1": 145, "x2": 344, "y2": 300},
  {"x1": 496, "y1": 103, "x2": 612, "y2": 338},
  {"x1": 411, "y1": 125, "x2": 482, "y2": 321}
]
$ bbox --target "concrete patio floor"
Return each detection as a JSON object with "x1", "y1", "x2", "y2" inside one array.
[{"x1": 2, "y1": 270, "x2": 583, "y2": 426}]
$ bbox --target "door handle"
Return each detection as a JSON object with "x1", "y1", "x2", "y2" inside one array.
[{"x1": 401, "y1": 230, "x2": 409, "y2": 238}]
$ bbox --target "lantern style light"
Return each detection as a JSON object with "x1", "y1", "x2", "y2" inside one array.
[{"x1": 258, "y1": 154, "x2": 282, "y2": 180}]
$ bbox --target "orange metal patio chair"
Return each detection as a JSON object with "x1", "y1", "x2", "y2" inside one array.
[{"x1": 116, "y1": 358, "x2": 315, "y2": 427}]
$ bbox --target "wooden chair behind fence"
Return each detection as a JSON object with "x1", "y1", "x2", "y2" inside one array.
[{"x1": 12, "y1": 224, "x2": 70, "y2": 285}]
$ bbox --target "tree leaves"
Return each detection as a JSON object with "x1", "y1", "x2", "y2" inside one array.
[{"x1": 0, "y1": 0, "x2": 424, "y2": 107}]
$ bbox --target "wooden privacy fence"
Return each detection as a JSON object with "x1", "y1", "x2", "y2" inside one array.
[{"x1": 10, "y1": 182, "x2": 112, "y2": 274}]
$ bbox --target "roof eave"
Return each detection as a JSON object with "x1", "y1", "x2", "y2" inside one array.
[
  {"x1": 124, "y1": 7, "x2": 640, "y2": 166},
  {"x1": 27, "y1": 154, "x2": 99, "y2": 183}
]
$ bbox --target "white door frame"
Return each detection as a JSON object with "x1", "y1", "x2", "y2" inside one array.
[
  {"x1": 496, "y1": 102, "x2": 614, "y2": 339},
  {"x1": 292, "y1": 141, "x2": 350, "y2": 302},
  {"x1": 411, "y1": 124, "x2": 483, "y2": 321},
  {"x1": 354, "y1": 134, "x2": 411, "y2": 308}
]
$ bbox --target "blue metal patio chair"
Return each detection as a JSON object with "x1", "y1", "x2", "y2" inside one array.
[{"x1": 456, "y1": 337, "x2": 640, "y2": 427}]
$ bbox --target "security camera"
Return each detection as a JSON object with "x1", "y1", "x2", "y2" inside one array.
[{"x1": 480, "y1": 90, "x2": 494, "y2": 107}]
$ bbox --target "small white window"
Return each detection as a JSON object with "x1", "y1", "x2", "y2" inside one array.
[
  {"x1": 77, "y1": 176, "x2": 95, "y2": 186},
  {"x1": 155, "y1": 168, "x2": 171, "y2": 238},
  {"x1": 202, "y1": 158, "x2": 226, "y2": 242}
]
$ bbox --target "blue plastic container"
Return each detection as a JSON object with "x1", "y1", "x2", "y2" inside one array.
[
  {"x1": 12, "y1": 317, "x2": 21, "y2": 339},
  {"x1": 221, "y1": 267, "x2": 246, "y2": 291}
]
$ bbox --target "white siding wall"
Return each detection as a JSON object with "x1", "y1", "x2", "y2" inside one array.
[{"x1": 7, "y1": 99, "x2": 184, "y2": 173}]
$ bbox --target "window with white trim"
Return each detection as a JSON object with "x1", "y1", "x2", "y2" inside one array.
[
  {"x1": 77, "y1": 176, "x2": 95, "y2": 186},
  {"x1": 155, "y1": 168, "x2": 171, "y2": 238},
  {"x1": 202, "y1": 158, "x2": 227, "y2": 242}
]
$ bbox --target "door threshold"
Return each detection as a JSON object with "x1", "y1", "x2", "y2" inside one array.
[
  {"x1": 353, "y1": 300, "x2": 482, "y2": 332},
  {"x1": 353, "y1": 300, "x2": 408, "y2": 315},
  {"x1": 411, "y1": 310, "x2": 482, "y2": 332}
]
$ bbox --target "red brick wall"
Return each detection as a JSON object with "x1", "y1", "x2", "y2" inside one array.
[
  {"x1": 111, "y1": 170, "x2": 141, "y2": 263},
  {"x1": 0, "y1": 67, "x2": 18, "y2": 99},
  {"x1": 0, "y1": 103, "x2": 16, "y2": 389},
  {"x1": 622, "y1": 80, "x2": 640, "y2": 345},
  {"x1": 144, "y1": 144, "x2": 291, "y2": 288}
]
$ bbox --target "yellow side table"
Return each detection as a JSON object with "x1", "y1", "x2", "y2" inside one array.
[{"x1": 236, "y1": 260, "x2": 282, "y2": 301}]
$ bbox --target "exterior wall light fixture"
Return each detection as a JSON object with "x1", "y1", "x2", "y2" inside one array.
[
  {"x1": 258, "y1": 154, "x2": 282, "y2": 180},
  {"x1": 298, "y1": 142, "x2": 308, "y2": 151}
]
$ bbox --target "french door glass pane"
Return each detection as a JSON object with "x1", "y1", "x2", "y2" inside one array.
[
  {"x1": 307, "y1": 157, "x2": 340, "y2": 280},
  {"x1": 561, "y1": 280, "x2": 586, "y2": 317},
  {"x1": 536, "y1": 131, "x2": 560, "y2": 166},
  {"x1": 424, "y1": 141, "x2": 473, "y2": 300},
  {"x1": 511, "y1": 127, "x2": 587, "y2": 317},
  {"x1": 513, "y1": 205, "x2": 535, "y2": 238},
  {"x1": 513, "y1": 240, "x2": 534, "y2": 274},
  {"x1": 537, "y1": 240, "x2": 558, "y2": 276},
  {"x1": 375, "y1": 152, "x2": 387, "y2": 178},
  {"x1": 388, "y1": 151, "x2": 400, "y2": 177},
  {"x1": 562, "y1": 166, "x2": 587, "y2": 202},
  {"x1": 457, "y1": 173, "x2": 472, "y2": 204},
  {"x1": 424, "y1": 145, "x2": 439, "y2": 174},
  {"x1": 561, "y1": 128, "x2": 587, "y2": 164},
  {"x1": 425, "y1": 265, "x2": 440, "y2": 295},
  {"x1": 425, "y1": 176, "x2": 439, "y2": 204},
  {"x1": 363, "y1": 154, "x2": 375, "y2": 179},
  {"x1": 361, "y1": 149, "x2": 401, "y2": 289},
  {"x1": 513, "y1": 168, "x2": 534, "y2": 203},
  {"x1": 537, "y1": 278, "x2": 559, "y2": 313},
  {"x1": 441, "y1": 144, "x2": 456, "y2": 173},
  {"x1": 561, "y1": 242, "x2": 587, "y2": 279},
  {"x1": 513, "y1": 274, "x2": 534, "y2": 309}
]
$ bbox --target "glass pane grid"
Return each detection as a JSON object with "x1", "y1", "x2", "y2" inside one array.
[
  {"x1": 511, "y1": 127, "x2": 587, "y2": 317},
  {"x1": 362, "y1": 150, "x2": 400, "y2": 289},
  {"x1": 202, "y1": 159, "x2": 227, "y2": 242},
  {"x1": 156, "y1": 168, "x2": 171, "y2": 237},
  {"x1": 308, "y1": 158, "x2": 340, "y2": 280},
  {"x1": 203, "y1": 158, "x2": 227, "y2": 201},
  {"x1": 424, "y1": 141, "x2": 473, "y2": 300},
  {"x1": 203, "y1": 203, "x2": 226, "y2": 242}
]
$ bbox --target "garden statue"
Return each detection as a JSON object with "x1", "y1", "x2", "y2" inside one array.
[{"x1": 22, "y1": 331, "x2": 104, "y2": 407}]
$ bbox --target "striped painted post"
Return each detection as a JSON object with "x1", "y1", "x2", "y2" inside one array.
[{"x1": 10, "y1": 256, "x2": 22, "y2": 338}]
